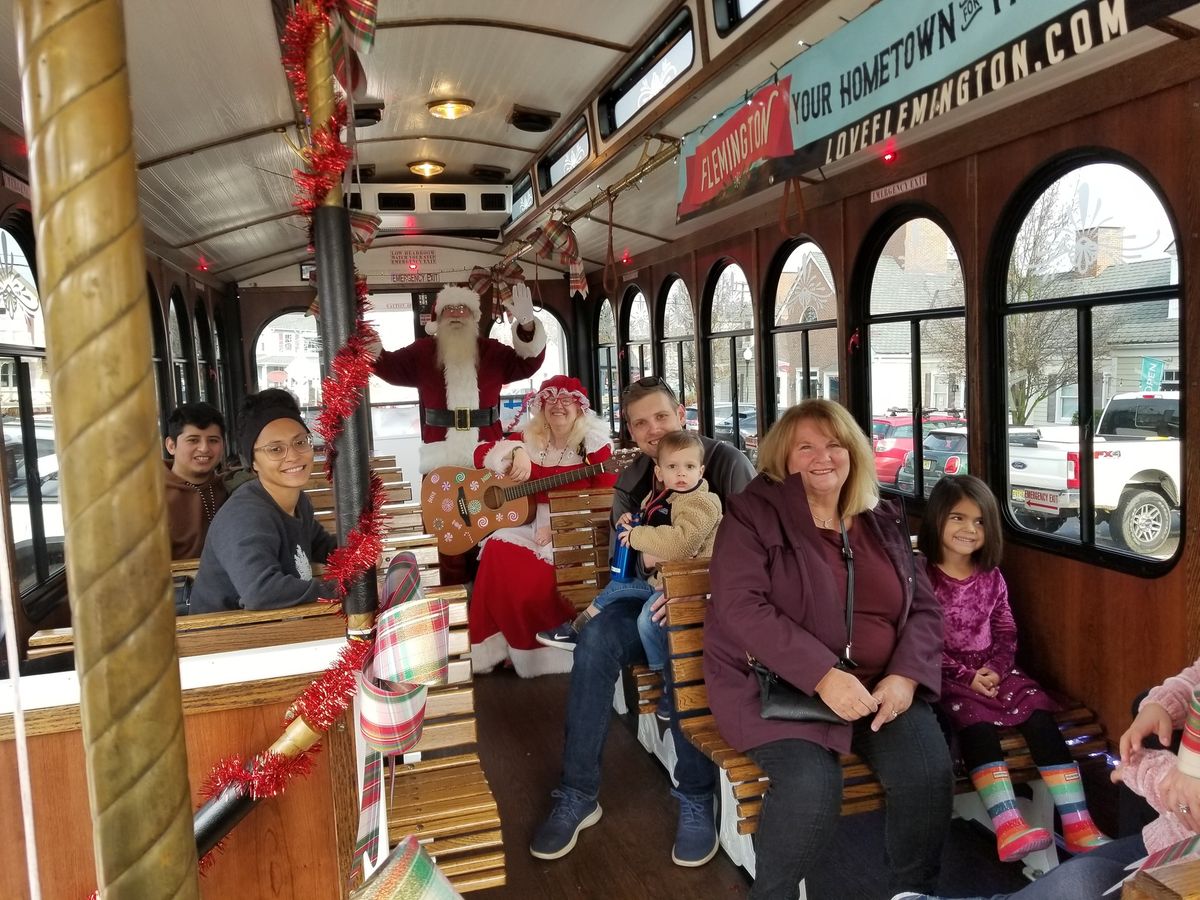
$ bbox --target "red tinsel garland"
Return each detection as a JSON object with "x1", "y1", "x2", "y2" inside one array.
[
  {"x1": 201, "y1": 748, "x2": 321, "y2": 803},
  {"x1": 320, "y1": 473, "x2": 387, "y2": 601},
  {"x1": 289, "y1": 637, "x2": 374, "y2": 731}
]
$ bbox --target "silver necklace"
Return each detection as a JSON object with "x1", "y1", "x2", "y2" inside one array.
[
  {"x1": 539, "y1": 444, "x2": 571, "y2": 466},
  {"x1": 812, "y1": 512, "x2": 836, "y2": 528}
]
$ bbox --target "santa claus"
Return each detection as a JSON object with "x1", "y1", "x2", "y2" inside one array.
[{"x1": 373, "y1": 282, "x2": 546, "y2": 473}]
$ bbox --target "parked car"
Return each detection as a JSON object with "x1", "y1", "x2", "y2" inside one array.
[
  {"x1": 685, "y1": 406, "x2": 699, "y2": 431},
  {"x1": 1006, "y1": 392, "x2": 1180, "y2": 554},
  {"x1": 713, "y1": 409, "x2": 757, "y2": 454},
  {"x1": 873, "y1": 413, "x2": 967, "y2": 485},
  {"x1": 896, "y1": 427, "x2": 969, "y2": 495}
]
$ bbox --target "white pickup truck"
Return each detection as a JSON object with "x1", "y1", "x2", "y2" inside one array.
[{"x1": 1006, "y1": 392, "x2": 1180, "y2": 555}]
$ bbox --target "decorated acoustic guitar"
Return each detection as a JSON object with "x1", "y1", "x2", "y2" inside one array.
[{"x1": 421, "y1": 450, "x2": 637, "y2": 555}]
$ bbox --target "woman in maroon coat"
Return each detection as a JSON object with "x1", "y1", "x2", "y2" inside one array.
[{"x1": 706, "y1": 399, "x2": 952, "y2": 899}]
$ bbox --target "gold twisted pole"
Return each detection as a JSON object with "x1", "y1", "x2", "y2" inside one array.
[{"x1": 14, "y1": 0, "x2": 200, "y2": 897}]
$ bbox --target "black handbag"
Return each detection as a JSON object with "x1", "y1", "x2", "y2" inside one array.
[{"x1": 750, "y1": 519, "x2": 856, "y2": 724}]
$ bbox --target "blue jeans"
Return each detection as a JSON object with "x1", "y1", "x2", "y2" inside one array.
[
  {"x1": 960, "y1": 832, "x2": 1146, "y2": 900},
  {"x1": 747, "y1": 700, "x2": 954, "y2": 900},
  {"x1": 590, "y1": 576, "x2": 654, "y2": 613},
  {"x1": 561, "y1": 596, "x2": 716, "y2": 799},
  {"x1": 636, "y1": 591, "x2": 668, "y2": 672}
]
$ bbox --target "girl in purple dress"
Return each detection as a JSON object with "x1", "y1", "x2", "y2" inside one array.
[{"x1": 918, "y1": 475, "x2": 1110, "y2": 863}]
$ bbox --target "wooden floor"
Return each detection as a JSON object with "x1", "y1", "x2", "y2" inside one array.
[{"x1": 470, "y1": 669, "x2": 1124, "y2": 900}]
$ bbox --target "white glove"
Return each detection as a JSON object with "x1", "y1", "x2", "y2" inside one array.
[{"x1": 506, "y1": 282, "x2": 535, "y2": 326}]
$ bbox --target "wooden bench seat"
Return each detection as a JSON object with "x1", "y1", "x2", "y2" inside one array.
[
  {"x1": 307, "y1": 479, "x2": 413, "y2": 512},
  {"x1": 661, "y1": 559, "x2": 1108, "y2": 883},
  {"x1": 316, "y1": 499, "x2": 425, "y2": 535},
  {"x1": 381, "y1": 584, "x2": 504, "y2": 891}
]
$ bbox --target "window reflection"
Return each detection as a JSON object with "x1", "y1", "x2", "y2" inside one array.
[{"x1": 1003, "y1": 162, "x2": 1181, "y2": 561}]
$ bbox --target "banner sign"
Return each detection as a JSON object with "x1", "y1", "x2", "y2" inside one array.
[
  {"x1": 677, "y1": 78, "x2": 795, "y2": 218},
  {"x1": 677, "y1": 0, "x2": 1190, "y2": 222}
]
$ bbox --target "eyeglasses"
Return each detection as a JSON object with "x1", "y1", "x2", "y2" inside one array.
[
  {"x1": 254, "y1": 434, "x2": 315, "y2": 460},
  {"x1": 622, "y1": 375, "x2": 676, "y2": 400}
]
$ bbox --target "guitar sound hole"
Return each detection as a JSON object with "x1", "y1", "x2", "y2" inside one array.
[{"x1": 483, "y1": 485, "x2": 506, "y2": 510}]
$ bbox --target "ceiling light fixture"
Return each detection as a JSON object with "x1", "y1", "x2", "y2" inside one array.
[
  {"x1": 409, "y1": 159, "x2": 445, "y2": 178},
  {"x1": 427, "y1": 98, "x2": 475, "y2": 120}
]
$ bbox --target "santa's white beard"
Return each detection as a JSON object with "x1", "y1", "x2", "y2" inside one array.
[{"x1": 436, "y1": 321, "x2": 479, "y2": 371}]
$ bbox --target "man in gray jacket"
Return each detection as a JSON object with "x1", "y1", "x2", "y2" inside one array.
[{"x1": 530, "y1": 377, "x2": 755, "y2": 866}]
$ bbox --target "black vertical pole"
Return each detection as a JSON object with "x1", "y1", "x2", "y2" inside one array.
[{"x1": 313, "y1": 204, "x2": 377, "y2": 618}]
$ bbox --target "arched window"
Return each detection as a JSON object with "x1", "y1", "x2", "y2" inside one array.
[
  {"x1": 194, "y1": 302, "x2": 215, "y2": 403},
  {"x1": 1000, "y1": 160, "x2": 1181, "y2": 562},
  {"x1": 866, "y1": 216, "x2": 967, "y2": 495},
  {"x1": 769, "y1": 242, "x2": 839, "y2": 428},
  {"x1": 489, "y1": 309, "x2": 570, "y2": 429},
  {"x1": 596, "y1": 299, "x2": 618, "y2": 434},
  {"x1": 0, "y1": 220, "x2": 64, "y2": 592},
  {"x1": 622, "y1": 288, "x2": 652, "y2": 383},
  {"x1": 168, "y1": 290, "x2": 195, "y2": 404},
  {"x1": 705, "y1": 262, "x2": 754, "y2": 452},
  {"x1": 212, "y1": 308, "x2": 231, "y2": 420},
  {"x1": 147, "y1": 280, "x2": 169, "y2": 425},
  {"x1": 660, "y1": 277, "x2": 698, "y2": 428},
  {"x1": 254, "y1": 311, "x2": 322, "y2": 417}
]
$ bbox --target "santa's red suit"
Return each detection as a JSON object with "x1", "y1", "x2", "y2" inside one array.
[
  {"x1": 372, "y1": 286, "x2": 547, "y2": 473},
  {"x1": 470, "y1": 413, "x2": 616, "y2": 677}
]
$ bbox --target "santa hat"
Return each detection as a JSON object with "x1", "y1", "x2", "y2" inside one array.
[
  {"x1": 517, "y1": 374, "x2": 591, "y2": 427},
  {"x1": 425, "y1": 285, "x2": 482, "y2": 335}
]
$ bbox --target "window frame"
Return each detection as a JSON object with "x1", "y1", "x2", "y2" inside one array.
[
  {"x1": 763, "y1": 238, "x2": 840, "y2": 431},
  {"x1": 194, "y1": 300, "x2": 215, "y2": 404},
  {"x1": 537, "y1": 119, "x2": 591, "y2": 194},
  {"x1": 509, "y1": 172, "x2": 534, "y2": 225},
  {"x1": 620, "y1": 285, "x2": 653, "y2": 386},
  {"x1": 986, "y1": 151, "x2": 1184, "y2": 575},
  {"x1": 656, "y1": 275, "x2": 699, "y2": 419},
  {"x1": 251, "y1": 308, "x2": 324, "y2": 419},
  {"x1": 167, "y1": 288, "x2": 195, "y2": 405},
  {"x1": 594, "y1": 298, "x2": 619, "y2": 435},
  {"x1": 702, "y1": 259, "x2": 757, "y2": 451},
  {"x1": 712, "y1": 0, "x2": 769, "y2": 38},
  {"x1": 856, "y1": 206, "x2": 969, "y2": 500},
  {"x1": 597, "y1": 8, "x2": 695, "y2": 139}
]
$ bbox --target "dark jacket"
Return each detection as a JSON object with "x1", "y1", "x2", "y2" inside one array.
[
  {"x1": 610, "y1": 436, "x2": 755, "y2": 579},
  {"x1": 190, "y1": 480, "x2": 338, "y2": 613},
  {"x1": 704, "y1": 473, "x2": 943, "y2": 754}
]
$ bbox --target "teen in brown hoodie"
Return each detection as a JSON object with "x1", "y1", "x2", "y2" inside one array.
[{"x1": 163, "y1": 401, "x2": 228, "y2": 559}]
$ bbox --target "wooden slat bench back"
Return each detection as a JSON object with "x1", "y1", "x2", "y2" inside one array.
[{"x1": 660, "y1": 560, "x2": 1107, "y2": 837}]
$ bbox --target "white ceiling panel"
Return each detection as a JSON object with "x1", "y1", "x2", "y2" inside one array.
[
  {"x1": 374, "y1": 1, "x2": 674, "y2": 47},
  {"x1": 137, "y1": 131, "x2": 299, "y2": 246},
  {"x1": 124, "y1": 0, "x2": 296, "y2": 160}
]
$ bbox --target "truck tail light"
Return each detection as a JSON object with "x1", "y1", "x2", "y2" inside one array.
[
  {"x1": 943, "y1": 455, "x2": 960, "y2": 475},
  {"x1": 1066, "y1": 451, "x2": 1080, "y2": 489}
]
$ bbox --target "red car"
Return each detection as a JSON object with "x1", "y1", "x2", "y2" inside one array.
[{"x1": 872, "y1": 414, "x2": 967, "y2": 485}]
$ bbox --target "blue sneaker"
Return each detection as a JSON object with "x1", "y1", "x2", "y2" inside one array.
[
  {"x1": 670, "y1": 789, "x2": 717, "y2": 867},
  {"x1": 655, "y1": 690, "x2": 672, "y2": 722},
  {"x1": 536, "y1": 621, "x2": 578, "y2": 650},
  {"x1": 529, "y1": 786, "x2": 602, "y2": 859}
]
